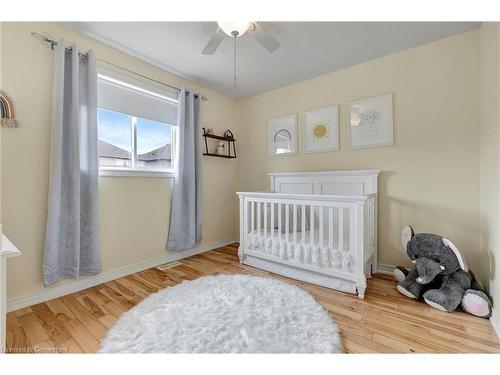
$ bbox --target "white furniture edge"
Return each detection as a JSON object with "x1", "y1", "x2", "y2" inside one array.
[
  {"x1": 1, "y1": 233, "x2": 22, "y2": 351},
  {"x1": 6, "y1": 238, "x2": 236, "y2": 313},
  {"x1": 236, "y1": 191, "x2": 376, "y2": 203},
  {"x1": 268, "y1": 170, "x2": 381, "y2": 178},
  {"x1": 0, "y1": 234, "x2": 21, "y2": 258}
]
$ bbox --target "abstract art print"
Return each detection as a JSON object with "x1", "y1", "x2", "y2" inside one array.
[
  {"x1": 303, "y1": 105, "x2": 339, "y2": 153},
  {"x1": 349, "y1": 93, "x2": 393, "y2": 149},
  {"x1": 268, "y1": 114, "x2": 297, "y2": 156}
]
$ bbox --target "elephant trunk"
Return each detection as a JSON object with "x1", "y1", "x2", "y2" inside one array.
[{"x1": 415, "y1": 258, "x2": 443, "y2": 284}]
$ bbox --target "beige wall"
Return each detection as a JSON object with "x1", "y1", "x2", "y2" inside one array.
[
  {"x1": 0, "y1": 22, "x2": 239, "y2": 299},
  {"x1": 236, "y1": 30, "x2": 481, "y2": 271},
  {"x1": 479, "y1": 23, "x2": 500, "y2": 322}
]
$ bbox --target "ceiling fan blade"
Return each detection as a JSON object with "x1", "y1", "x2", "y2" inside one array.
[
  {"x1": 250, "y1": 22, "x2": 281, "y2": 52},
  {"x1": 202, "y1": 27, "x2": 225, "y2": 55}
]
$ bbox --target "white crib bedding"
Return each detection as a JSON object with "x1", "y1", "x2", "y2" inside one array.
[{"x1": 247, "y1": 229, "x2": 352, "y2": 271}]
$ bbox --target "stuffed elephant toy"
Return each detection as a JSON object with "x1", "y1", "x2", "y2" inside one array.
[{"x1": 394, "y1": 225, "x2": 492, "y2": 318}]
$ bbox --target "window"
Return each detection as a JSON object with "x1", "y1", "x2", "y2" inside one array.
[
  {"x1": 98, "y1": 109, "x2": 132, "y2": 167},
  {"x1": 98, "y1": 108, "x2": 174, "y2": 172},
  {"x1": 97, "y1": 71, "x2": 178, "y2": 177},
  {"x1": 136, "y1": 117, "x2": 173, "y2": 170}
]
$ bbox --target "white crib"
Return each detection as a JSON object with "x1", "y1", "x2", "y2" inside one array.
[{"x1": 237, "y1": 170, "x2": 379, "y2": 299}]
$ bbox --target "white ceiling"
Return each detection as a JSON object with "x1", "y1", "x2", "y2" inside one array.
[{"x1": 64, "y1": 22, "x2": 480, "y2": 100}]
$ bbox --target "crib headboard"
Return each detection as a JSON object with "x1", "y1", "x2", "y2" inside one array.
[{"x1": 269, "y1": 170, "x2": 380, "y2": 196}]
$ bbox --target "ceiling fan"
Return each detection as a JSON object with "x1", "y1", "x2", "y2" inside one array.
[
  {"x1": 202, "y1": 22, "x2": 281, "y2": 85},
  {"x1": 202, "y1": 22, "x2": 281, "y2": 55}
]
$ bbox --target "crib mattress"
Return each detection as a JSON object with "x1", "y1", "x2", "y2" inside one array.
[{"x1": 247, "y1": 229, "x2": 352, "y2": 271}]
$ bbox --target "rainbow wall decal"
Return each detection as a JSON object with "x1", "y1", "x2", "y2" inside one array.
[{"x1": 0, "y1": 90, "x2": 18, "y2": 127}]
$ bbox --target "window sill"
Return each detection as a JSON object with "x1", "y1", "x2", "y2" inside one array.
[{"x1": 99, "y1": 167, "x2": 175, "y2": 178}]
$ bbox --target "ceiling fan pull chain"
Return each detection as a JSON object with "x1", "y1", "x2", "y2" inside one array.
[{"x1": 233, "y1": 35, "x2": 237, "y2": 86}]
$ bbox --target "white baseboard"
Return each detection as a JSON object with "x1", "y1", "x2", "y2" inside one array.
[
  {"x1": 6, "y1": 239, "x2": 237, "y2": 313},
  {"x1": 375, "y1": 263, "x2": 395, "y2": 276},
  {"x1": 490, "y1": 309, "x2": 500, "y2": 340}
]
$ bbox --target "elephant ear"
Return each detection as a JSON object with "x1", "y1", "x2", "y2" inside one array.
[
  {"x1": 401, "y1": 225, "x2": 414, "y2": 251},
  {"x1": 442, "y1": 238, "x2": 469, "y2": 272}
]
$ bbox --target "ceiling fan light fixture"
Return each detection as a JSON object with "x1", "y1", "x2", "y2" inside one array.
[{"x1": 217, "y1": 21, "x2": 251, "y2": 37}]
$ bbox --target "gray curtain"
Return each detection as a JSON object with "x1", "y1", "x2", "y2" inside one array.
[
  {"x1": 166, "y1": 88, "x2": 202, "y2": 251},
  {"x1": 43, "y1": 40, "x2": 100, "y2": 286}
]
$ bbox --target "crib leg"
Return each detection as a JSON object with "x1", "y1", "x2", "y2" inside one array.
[
  {"x1": 357, "y1": 282, "x2": 367, "y2": 299},
  {"x1": 238, "y1": 246, "x2": 245, "y2": 263}
]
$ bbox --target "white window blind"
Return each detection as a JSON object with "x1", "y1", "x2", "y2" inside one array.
[{"x1": 97, "y1": 71, "x2": 178, "y2": 126}]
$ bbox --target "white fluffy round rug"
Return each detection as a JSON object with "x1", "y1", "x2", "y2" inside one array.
[{"x1": 99, "y1": 274, "x2": 343, "y2": 353}]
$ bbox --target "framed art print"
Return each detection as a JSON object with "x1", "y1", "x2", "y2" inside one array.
[
  {"x1": 303, "y1": 105, "x2": 339, "y2": 153},
  {"x1": 268, "y1": 114, "x2": 297, "y2": 157},
  {"x1": 349, "y1": 93, "x2": 394, "y2": 149}
]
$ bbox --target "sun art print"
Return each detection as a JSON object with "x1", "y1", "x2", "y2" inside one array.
[
  {"x1": 312, "y1": 122, "x2": 329, "y2": 140},
  {"x1": 303, "y1": 106, "x2": 338, "y2": 153}
]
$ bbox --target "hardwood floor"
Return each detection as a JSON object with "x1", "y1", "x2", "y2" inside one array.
[{"x1": 5, "y1": 243, "x2": 500, "y2": 353}]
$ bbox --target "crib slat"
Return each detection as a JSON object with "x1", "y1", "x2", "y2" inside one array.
[
  {"x1": 301, "y1": 204, "x2": 306, "y2": 244},
  {"x1": 319, "y1": 207, "x2": 324, "y2": 247},
  {"x1": 329, "y1": 207, "x2": 334, "y2": 249},
  {"x1": 293, "y1": 204, "x2": 298, "y2": 245},
  {"x1": 257, "y1": 202, "x2": 261, "y2": 234},
  {"x1": 339, "y1": 207, "x2": 344, "y2": 251},
  {"x1": 270, "y1": 202, "x2": 274, "y2": 242},
  {"x1": 310, "y1": 205, "x2": 314, "y2": 246},
  {"x1": 264, "y1": 202, "x2": 268, "y2": 247},
  {"x1": 278, "y1": 203, "x2": 282, "y2": 235},
  {"x1": 251, "y1": 201, "x2": 255, "y2": 235},
  {"x1": 285, "y1": 204, "x2": 290, "y2": 241}
]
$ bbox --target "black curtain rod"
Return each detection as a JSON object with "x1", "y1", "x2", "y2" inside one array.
[{"x1": 31, "y1": 32, "x2": 208, "y2": 101}]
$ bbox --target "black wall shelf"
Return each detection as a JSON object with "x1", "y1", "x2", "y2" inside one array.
[
  {"x1": 202, "y1": 153, "x2": 236, "y2": 159},
  {"x1": 202, "y1": 128, "x2": 237, "y2": 159}
]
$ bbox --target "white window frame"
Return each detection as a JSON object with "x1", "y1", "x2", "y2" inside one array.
[{"x1": 97, "y1": 74, "x2": 177, "y2": 178}]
